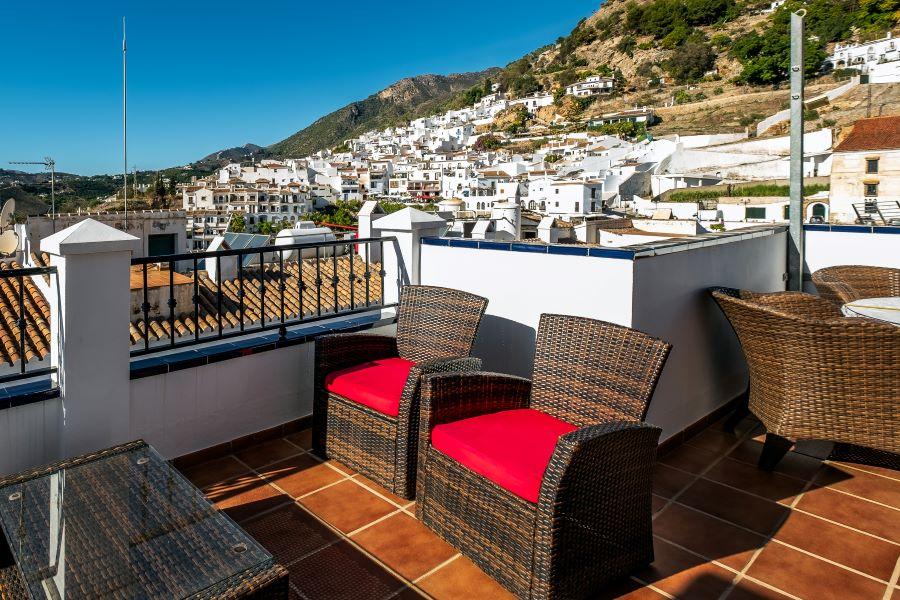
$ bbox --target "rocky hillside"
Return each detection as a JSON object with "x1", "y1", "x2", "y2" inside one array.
[
  {"x1": 194, "y1": 0, "x2": 897, "y2": 162},
  {"x1": 268, "y1": 70, "x2": 499, "y2": 156}
]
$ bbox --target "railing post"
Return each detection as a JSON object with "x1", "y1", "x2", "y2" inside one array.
[
  {"x1": 42, "y1": 218, "x2": 141, "y2": 459},
  {"x1": 372, "y1": 208, "x2": 447, "y2": 306}
]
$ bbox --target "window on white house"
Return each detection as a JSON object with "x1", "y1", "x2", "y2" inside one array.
[
  {"x1": 575, "y1": 202, "x2": 580, "y2": 212},
  {"x1": 866, "y1": 158, "x2": 879, "y2": 174},
  {"x1": 864, "y1": 183, "x2": 878, "y2": 197}
]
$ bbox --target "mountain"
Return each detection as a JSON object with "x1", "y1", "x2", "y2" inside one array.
[
  {"x1": 197, "y1": 144, "x2": 266, "y2": 165},
  {"x1": 194, "y1": 0, "x2": 898, "y2": 163},
  {"x1": 268, "y1": 70, "x2": 500, "y2": 156}
]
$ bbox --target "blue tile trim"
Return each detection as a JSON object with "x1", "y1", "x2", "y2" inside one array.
[
  {"x1": 510, "y1": 243, "x2": 548, "y2": 253},
  {"x1": 548, "y1": 245, "x2": 589, "y2": 256},
  {"x1": 804, "y1": 224, "x2": 900, "y2": 234},
  {"x1": 421, "y1": 237, "x2": 449, "y2": 246},
  {"x1": 477, "y1": 241, "x2": 512, "y2": 251},
  {"x1": 448, "y1": 239, "x2": 480, "y2": 249},
  {"x1": 130, "y1": 314, "x2": 396, "y2": 380},
  {"x1": 0, "y1": 378, "x2": 60, "y2": 410},
  {"x1": 588, "y1": 247, "x2": 636, "y2": 259}
]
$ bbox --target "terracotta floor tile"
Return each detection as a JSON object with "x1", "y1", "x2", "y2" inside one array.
[
  {"x1": 728, "y1": 439, "x2": 823, "y2": 481},
  {"x1": 684, "y1": 428, "x2": 742, "y2": 455},
  {"x1": 242, "y1": 503, "x2": 339, "y2": 566},
  {"x1": 324, "y1": 458, "x2": 355, "y2": 475},
  {"x1": 772, "y1": 510, "x2": 900, "y2": 581},
  {"x1": 677, "y1": 478, "x2": 789, "y2": 536},
  {"x1": 179, "y1": 455, "x2": 248, "y2": 488},
  {"x1": 652, "y1": 464, "x2": 696, "y2": 499},
  {"x1": 725, "y1": 578, "x2": 793, "y2": 600},
  {"x1": 746, "y1": 542, "x2": 886, "y2": 600},
  {"x1": 830, "y1": 460, "x2": 900, "y2": 482},
  {"x1": 635, "y1": 538, "x2": 735, "y2": 599},
  {"x1": 203, "y1": 473, "x2": 290, "y2": 522},
  {"x1": 351, "y1": 512, "x2": 457, "y2": 580},
  {"x1": 300, "y1": 479, "x2": 396, "y2": 534},
  {"x1": 703, "y1": 457, "x2": 807, "y2": 503},
  {"x1": 651, "y1": 495, "x2": 668, "y2": 514},
  {"x1": 234, "y1": 438, "x2": 303, "y2": 469},
  {"x1": 288, "y1": 541, "x2": 405, "y2": 600},
  {"x1": 658, "y1": 444, "x2": 720, "y2": 474},
  {"x1": 286, "y1": 429, "x2": 313, "y2": 450},
  {"x1": 709, "y1": 414, "x2": 761, "y2": 438},
  {"x1": 652, "y1": 503, "x2": 765, "y2": 570},
  {"x1": 416, "y1": 556, "x2": 514, "y2": 600},
  {"x1": 259, "y1": 453, "x2": 346, "y2": 498},
  {"x1": 814, "y1": 463, "x2": 900, "y2": 508},
  {"x1": 353, "y1": 474, "x2": 409, "y2": 506},
  {"x1": 795, "y1": 487, "x2": 900, "y2": 543},
  {"x1": 391, "y1": 586, "x2": 428, "y2": 598},
  {"x1": 595, "y1": 578, "x2": 668, "y2": 599}
]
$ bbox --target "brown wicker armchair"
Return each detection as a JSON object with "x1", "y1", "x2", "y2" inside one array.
[
  {"x1": 415, "y1": 314, "x2": 671, "y2": 599},
  {"x1": 313, "y1": 284, "x2": 487, "y2": 499},
  {"x1": 812, "y1": 265, "x2": 900, "y2": 306},
  {"x1": 711, "y1": 290, "x2": 900, "y2": 470}
]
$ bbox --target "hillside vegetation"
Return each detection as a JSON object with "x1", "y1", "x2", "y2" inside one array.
[{"x1": 268, "y1": 71, "x2": 499, "y2": 156}]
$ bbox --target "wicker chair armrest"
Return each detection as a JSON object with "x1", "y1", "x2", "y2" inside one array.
[
  {"x1": 532, "y1": 421, "x2": 661, "y2": 597},
  {"x1": 315, "y1": 332, "x2": 398, "y2": 374},
  {"x1": 416, "y1": 371, "x2": 532, "y2": 503},
  {"x1": 419, "y1": 371, "x2": 532, "y2": 430}
]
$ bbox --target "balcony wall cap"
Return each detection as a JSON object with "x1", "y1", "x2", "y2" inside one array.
[{"x1": 40, "y1": 218, "x2": 142, "y2": 256}]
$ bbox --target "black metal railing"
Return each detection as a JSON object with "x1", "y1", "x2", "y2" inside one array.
[
  {"x1": 129, "y1": 236, "x2": 397, "y2": 357},
  {"x1": 0, "y1": 265, "x2": 58, "y2": 385}
]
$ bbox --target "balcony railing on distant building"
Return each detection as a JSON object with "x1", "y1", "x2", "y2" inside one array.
[
  {"x1": 130, "y1": 237, "x2": 395, "y2": 357},
  {"x1": 0, "y1": 265, "x2": 58, "y2": 384}
]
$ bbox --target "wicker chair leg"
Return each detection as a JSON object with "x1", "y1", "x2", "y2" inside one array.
[
  {"x1": 723, "y1": 386, "x2": 750, "y2": 434},
  {"x1": 758, "y1": 433, "x2": 792, "y2": 471}
]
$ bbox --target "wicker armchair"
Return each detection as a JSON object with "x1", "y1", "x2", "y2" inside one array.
[
  {"x1": 812, "y1": 265, "x2": 900, "y2": 307},
  {"x1": 313, "y1": 285, "x2": 487, "y2": 499},
  {"x1": 711, "y1": 290, "x2": 900, "y2": 470},
  {"x1": 415, "y1": 314, "x2": 671, "y2": 599}
]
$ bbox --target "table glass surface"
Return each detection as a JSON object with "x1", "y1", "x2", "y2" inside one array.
[
  {"x1": 0, "y1": 443, "x2": 272, "y2": 599},
  {"x1": 842, "y1": 296, "x2": 900, "y2": 326}
]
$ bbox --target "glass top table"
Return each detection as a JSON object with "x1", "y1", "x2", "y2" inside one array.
[
  {"x1": 842, "y1": 297, "x2": 900, "y2": 326},
  {"x1": 0, "y1": 440, "x2": 284, "y2": 599}
]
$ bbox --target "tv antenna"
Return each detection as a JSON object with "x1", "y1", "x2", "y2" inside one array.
[{"x1": 9, "y1": 157, "x2": 56, "y2": 232}]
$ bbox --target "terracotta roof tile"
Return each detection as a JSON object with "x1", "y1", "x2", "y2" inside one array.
[
  {"x1": 0, "y1": 261, "x2": 52, "y2": 367},
  {"x1": 834, "y1": 116, "x2": 900, "y2": 152}
]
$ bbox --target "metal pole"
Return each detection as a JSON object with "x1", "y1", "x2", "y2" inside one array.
[
  {"x1": 788, "y1": 10, "x2": 805, "y2": 291},
  {"x1": 49, "y1": 158, "x2": 56, "y2": 233},
  {"x1": 123, "y1": 17, "x2": 128, "y2": 228}
]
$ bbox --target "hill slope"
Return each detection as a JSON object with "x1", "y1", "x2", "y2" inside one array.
[{"x1": 268, "y1": 70, "x2": 499, "y2": 156}]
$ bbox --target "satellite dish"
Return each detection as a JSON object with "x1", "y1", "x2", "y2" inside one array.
[
  {"x1": 0, "y1": 231, "x2": 18, "y2": 255},
  {"x1": 0, "y1": 200, "x2": 19, "y2": 256},
  {"x1": 0, "y1": 199, "x2": 15, "y2": 227}
]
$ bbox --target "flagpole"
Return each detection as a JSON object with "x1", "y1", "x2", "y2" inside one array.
[{"x1": 123, "y1": 17, "x2": 128, "y2": 227}]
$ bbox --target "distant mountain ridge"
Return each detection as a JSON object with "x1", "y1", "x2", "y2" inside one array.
[{"x1": 267, "y1": 70, "x2": 500, "y2": 157}]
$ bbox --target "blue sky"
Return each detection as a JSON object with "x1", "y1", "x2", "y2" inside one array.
[{"x1": 1, "y1": 1, "x2": 599, "y2": 175}]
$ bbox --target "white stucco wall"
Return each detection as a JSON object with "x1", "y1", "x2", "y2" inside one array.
[
  {"x1": 419, "y1": 244, "x2": 634, "y2": 377},
  {"x1": 804, "y1": 228, "x2": 900, "y2": 292},
  {"x1": 0, "y1": 397, "x2": 62, "y2": 476},
  {"x1": 632, "y1": 231, "x2": 788, "y2": 440}
]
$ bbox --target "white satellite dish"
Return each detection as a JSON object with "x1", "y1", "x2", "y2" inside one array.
[
  {"x1": 0, "y1": 200, "x2": 19, "y2": 256},
  {"x1": 0, "y1": 199, "x2": 15, "y2": 227}
]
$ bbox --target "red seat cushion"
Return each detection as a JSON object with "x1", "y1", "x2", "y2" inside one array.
[
  {"x1": 431, "y1": 408, "x2": 578, "y2": 503},
  {"x1": 325, "y1": 357, "x2": 416, "y2": 418}
]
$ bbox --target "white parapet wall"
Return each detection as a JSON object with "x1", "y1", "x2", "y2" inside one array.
[
  {"x1": 418, "y1": 228, "x2": 787, "y2": 441},
  {"x1": 804, "y1": 224, "x2": 900, "y2": 292}
]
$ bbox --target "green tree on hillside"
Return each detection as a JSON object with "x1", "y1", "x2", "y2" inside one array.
[
  {"x1": 228, "y1": 213, "x2": 246, "y2": 233},
  {"x1": 153, "y1": 172, "x2": 166, "y2": 208},
  {"x1": 667, "y1": 40, "x2": 717, "y2": 82}
]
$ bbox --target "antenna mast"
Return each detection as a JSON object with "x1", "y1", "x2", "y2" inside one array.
[{"x1": 123, "y1": 16, "x2": 128, "y2": 227}]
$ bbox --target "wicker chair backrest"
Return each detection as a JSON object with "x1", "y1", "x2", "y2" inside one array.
[
  {"x1": 711, "y1": 291, "x2": 900, "y2": 450},
  {"x1": 529, "y1": 314, "x2": 671, "y2": 426},
  {"x1": 812, "y1": 266, "x2": 900, "y2": 306},
  {"x1": 395, "y1": 285, "x2": 488, "y2": 362}
]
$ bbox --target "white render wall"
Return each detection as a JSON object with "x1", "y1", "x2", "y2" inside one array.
[
  {"x1": 419, "y1": 245, "x2": 634, "y2": 377},
  {"x1": 0, "y1": 397, "x2": 62, "y2": 476},
  {"x1": 804, "y1": 227, "x2": 900, "y2": 293},
  {"x1": 419, "y1": 231, "x2": 787, "y2": 440},
  {"x1": 632, "y1": 231, "x2": 787, "y2": 439}
]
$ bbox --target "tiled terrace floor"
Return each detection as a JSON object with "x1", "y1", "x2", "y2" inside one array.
[{"x1": 177, "y1": 417, "x2": 900, "y2": 600}]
